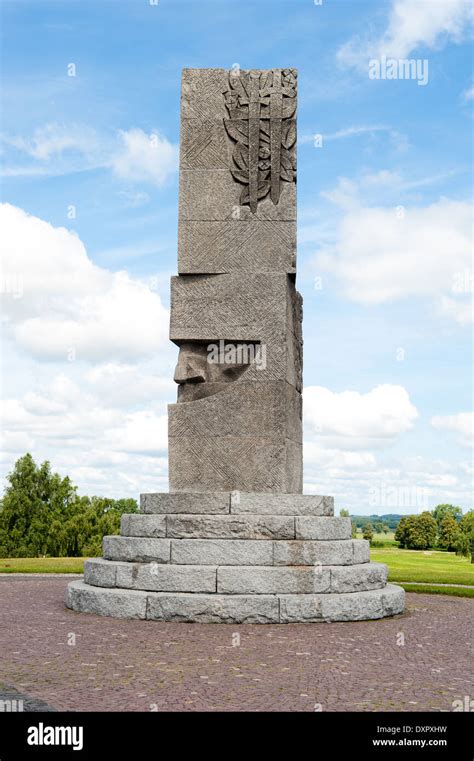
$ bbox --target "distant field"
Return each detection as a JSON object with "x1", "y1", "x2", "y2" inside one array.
[
  {"x1": 356, "y1": 531, "x2": 397, "y2": 547},
  {"x1": 0, "y1": 557, "x2": 85, "y2": 573}
]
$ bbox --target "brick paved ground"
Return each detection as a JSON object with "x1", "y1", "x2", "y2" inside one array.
[{"x1": 0, "y1": 577, "x2": 472, "y2": 712}]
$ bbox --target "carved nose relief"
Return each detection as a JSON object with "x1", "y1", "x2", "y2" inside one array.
[
  {"x1": 173, "y1": 355, "x2": 205, "y2": 385},
  {"x1": 66, "y1": 67, "x2": 405, "y2": 625}
]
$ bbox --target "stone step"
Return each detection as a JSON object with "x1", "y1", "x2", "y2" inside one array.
[
  {"x1": 217, "y1": 563, "x2": 387, "y2": 594},
  {"x1": 141, "y1": 492, "x2": 230, "y2": 514},
  {"x1": 121, "y1": 514, "x2": 167, "y2": 538},
  {"x1": 171, "y1": 538, "x2": 274, "y2": 565},
  {"x1": 120, "y1": 513, "x2": 351, "y2": 540},
  {"x1": 66, "y1": 580, "x2": 405, "y2": 623},
  {"x1": 102, "y1": 536, "x2": 370, "y2": 566},
  {"x1": 139, "y1": 492, "x2": 334, "y2": 516},
  {"x1": 85, "y1": 558, "x2": 217, "y2": 593},
  {"x1": 103, "y1": 536, "x2": 171, "y2": 563},
  {"x1": 230, "y1": 492, "x2": 334, "y2": 516},
  {"x1": 295, "y1": 516, "x2": 351, "y2": 540},
  {"x1": 84, "y1": 559, "x2": 386, "y2": 595},
  {"x1": 274, "y1": 539, "x2": 369, "y2": 566},
  {"x1": 167, "y1": 514, "x2": 295, "y2": 539}
]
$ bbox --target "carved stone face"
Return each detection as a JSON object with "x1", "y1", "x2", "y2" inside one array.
[{"x1": 173, "y1": 341, "x2": 259, "y2": 402}]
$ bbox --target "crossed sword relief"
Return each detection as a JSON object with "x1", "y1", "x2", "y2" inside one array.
[{"x1": 223, "y1": 69, "x2": 297, "y2": 213}]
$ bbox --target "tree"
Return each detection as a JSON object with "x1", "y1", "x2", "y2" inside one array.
[
  {"x1": 382, "y1": 524, "x2": 390, "y2": 534},
  {"x1": 351, "y1": 520, "x2": 357, "y2": 539},
  {"x1": 363, "y1": 522, "x2": 374, "y2": 543},
  {"x1": 454, "y1": 510, "x2": 474, "y2": 563},
  {"x1": 438, "y1": 515, "x2": 461, "y2": 551},
  {"x1": 340, "y1": 508, "x2": 350, "y2": 517},
  {"x1": 395, "y1": 513, "x2": 437, "y2": 550},
  {"x1": 395, "y1": 516, "x2": 416, "y2": 548},
  {"x1": 0, "y1": 454, "x2": 77, "y2": 557},
  {"x1": 408, "y1": 512, "x2": 437, "y2": 550},
  {"x1": 374, "y1": 521, "x2": 384, "y2": 534},
  {"x1": 0, "y1": 454, "x2": 138, "y2": 558},
  {"x1": 432, "y1": 504, "x2": 462, "y2": 530}
]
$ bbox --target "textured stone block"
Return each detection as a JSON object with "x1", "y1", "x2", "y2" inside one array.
[
  {"x1": 319, "y1": 585, "x2": 405, "y2": 622},
  {"x1": 121, "y1": 514, "x2": 166, "y2": 537},
  {"x1": 217, "y1": 566, "x2": 330, "y2": 594},
  {"x1": 140, "y1": 492, "x2": 230, "y2": 514},
  {"x1": 103, "y1": 536, "x2": 170, "y2": 563},
  {"x1": 179, "y1": 170, "x2": 296, "y2": 222},
  {"x1": 147, "y1": 592, "x2": 280, "y2": 623},
  {"x1": 180, "y1": 119, "x2": 231, "y2": 170},
  {"x1": 170, "y1": 538, "x2": 273, "y2": 565},
  {"x1": 116, "y1": 563, "x2": 217, "y2": 593},
  {"x1": 181, "y1": 68, "x2": 229, "y2": 121},
  {"x1": 329, "y1": 563, "x2": 387, "y2": 593},
  {"x1": 170, "y1": 272, "x2": 293, "y2": 350},
  {"x1": 66, "y1": 580, "x2": 147, "y2": 619},
  {"x1": 295, "y1": 516, "x2": 351, "y2": 540},
  {"x1": 169, "y1": 434, "x2": 302, "y2": 494},
  {"x1": 278, "y1": 594, "x2": 323, "y2": 623},
  {"x1": 166, "y1": 514, "x2": 295, "y2": 539},
  {"x1": 381, "y1": 584, "x2": 406, "y2": 617},
  {"x1": 353, "y1": 539, "x2": 370, "y2": 564},
  {"x1": 168, "y1": 382, "x2": 301, "y2": 440},
  {"x1": 178, "y1": 220, "x2": 296, "y2": 274},
  {"x1": 84, "y1": 558, "x2": 120, "y2": 588},
  {"x1": 230, "y1": 493, "x2": 334, "y2": 516},
  {"x1": 279, "y1": 585, "x2": 405, "y2": 623},
  {"x1": 273, "y1": 539, "x2": 356, "y2": 566}
]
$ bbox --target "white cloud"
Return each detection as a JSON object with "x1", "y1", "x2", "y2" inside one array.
[
  {"x1": 338, "y1": 0, "x2": 473, "y2": 68},
  {"x1": 3, "y1": 122, "x2": 100, "y2": 161},
  {"x1": 462, "y1": 85, "x2": 474, "y2": 100},
  {"x1": 85, "y1": 363, "x2": 175, "y2": 407},
  {"x1": 304, "y1": 384, "x2": 418, "y2": 449},
  {"x1": 439, "y1": 295, "x2": 473, "y2": 325},
  {"x1": 111, "y1": 129, "x2": 178, "y2": 186},
  {"x1": 0, "y1": 368, "x2": 171, "y2": 497},
  {"x1": 1, "y1": 124, "x2": 178, "y2": 185},
  {"x1": 315, "y1": 195, "x2": 473, "y2": 313},
  {"x1": 0, "y1": 203, "x2": 169, "y2": 360},
  {"x1": 431, "y1": 412, "x2": 473, "y2": 446},
  {"x1": 303, "y1": 451, "x2": 471, "y2": 514}
]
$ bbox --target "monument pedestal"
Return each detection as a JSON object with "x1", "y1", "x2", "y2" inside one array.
[{"x1": 66, "y1": 492, "x2": 404, "y2": 623}]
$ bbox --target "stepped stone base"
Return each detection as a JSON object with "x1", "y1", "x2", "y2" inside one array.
[
  {"x1": 65, "y1": 492, "x2": 405, "y2": 624},
  {"x1": 66, "y1": 580, "x2": 404, "y2": 623}
]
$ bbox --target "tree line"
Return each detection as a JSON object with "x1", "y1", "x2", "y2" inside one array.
[
  {"x1": 341, "y1": 505, "x2": 474, "y2": 560},
  {"x1": 0, "y1": 454, "x2": 137, "y2": 558}
]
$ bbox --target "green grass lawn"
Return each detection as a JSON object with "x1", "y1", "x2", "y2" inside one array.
[
  {"x1": 0, "y1": 557, "x2": 85, "y2": 573},
  {"x1": 371, "y1": 548, "x2": 474, "y2": 586},
  {"x1": 396, "y1": 584, "x2": 474, "y2": 598}
]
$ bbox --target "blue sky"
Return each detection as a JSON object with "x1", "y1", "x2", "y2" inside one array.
[{"x1": 1, "y1": 0, "x2": 473, "y2": 513}]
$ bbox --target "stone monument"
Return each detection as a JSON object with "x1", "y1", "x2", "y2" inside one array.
[{"x1": 66, "y1": 68, "x2": 405, "y2": 623}]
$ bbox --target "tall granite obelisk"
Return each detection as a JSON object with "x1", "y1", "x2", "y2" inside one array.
[
  {"x1": 169, "y1": 67, "x2": 302, "y2": 493},
  {"x1": 66, "y1": 68, "x2": 405, "y2": 624}
]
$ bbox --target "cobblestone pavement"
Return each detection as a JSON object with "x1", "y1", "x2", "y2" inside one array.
[{"x1": 0, "y1": 577, "x2": 472, "y2": 712}]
